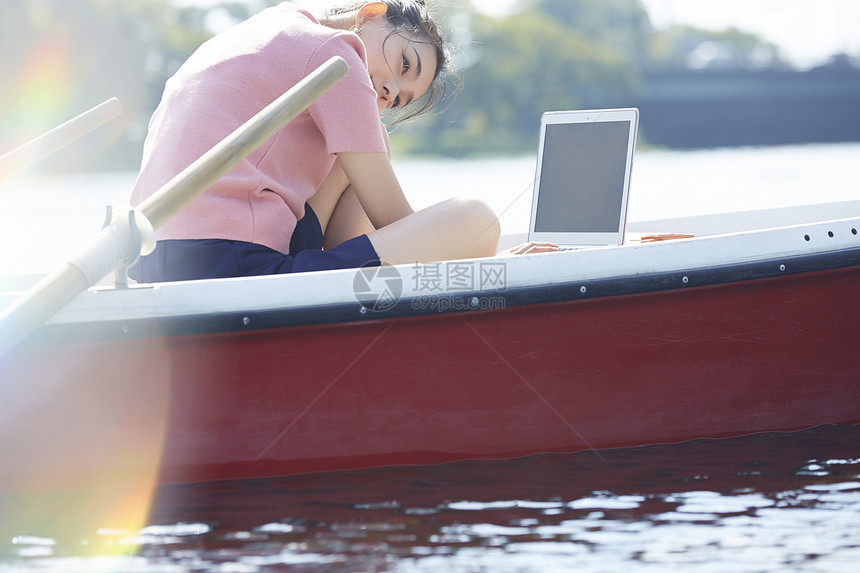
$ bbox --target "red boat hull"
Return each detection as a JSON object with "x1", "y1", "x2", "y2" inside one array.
[{"x1": 3, "y1": 265, "x2": 859, "y2": 489}]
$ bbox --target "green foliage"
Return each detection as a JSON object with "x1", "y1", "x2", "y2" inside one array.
[
  {"x1": 647, "y1": 25, "x2": 785, "y2": 70},
  {"x1": 390, "y1": 2, "x2": 641, "y2": 156},
  {"x1": 526, "y1": 0, "x2": 653, "y2": 65}
]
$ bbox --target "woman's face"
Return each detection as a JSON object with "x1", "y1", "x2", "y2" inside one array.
[{"x1": 358, "y1": 8, "x2": 438, "y2": 113}]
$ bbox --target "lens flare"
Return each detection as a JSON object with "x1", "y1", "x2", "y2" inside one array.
[
  {"x1": 0, "y1": 336, "x2": 172, "y2": 559},
  {"x1": 2, "y1": 34, "x2": 77, "y2": 149}
]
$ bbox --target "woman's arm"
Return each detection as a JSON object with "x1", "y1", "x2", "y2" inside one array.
[
  {"x1": 336, "y1": 151, "x2": 414, "y2": 229},
  {"x1": 323, "y1": 186, "x2": 375, "y2": 250}
]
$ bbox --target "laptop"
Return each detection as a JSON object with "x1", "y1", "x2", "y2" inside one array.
[{"x1": 527, "y1": 108, "x2": 639, "y2": 248}]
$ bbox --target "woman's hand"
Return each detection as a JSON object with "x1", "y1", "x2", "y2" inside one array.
[{"x1": 497, "y1": 242, "x2": 559, "y2": 256}]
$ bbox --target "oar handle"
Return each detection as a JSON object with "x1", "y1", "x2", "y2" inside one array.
[
  {"x1": 0, "y1": 98, "x2": 124, "y2": 180},
  {"x1": 0, "y1": 56, "x2": 349, "y2": 358}
]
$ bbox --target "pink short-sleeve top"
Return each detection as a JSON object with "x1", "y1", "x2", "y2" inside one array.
[{"x1": 130, "y1": 4, "x2": 387, "y2": 254}]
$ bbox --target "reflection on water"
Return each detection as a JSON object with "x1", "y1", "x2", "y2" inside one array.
[{"x1": 3, "y1": 424, "x2": 859, "y2": 571}]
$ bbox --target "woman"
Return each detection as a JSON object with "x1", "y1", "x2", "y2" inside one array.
[{"x1": 129, "y1": 0, "x2": 512, "y2": 283}]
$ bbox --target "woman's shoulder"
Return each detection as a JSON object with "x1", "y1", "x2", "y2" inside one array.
[
  {"x1": 175, "y1": 4, "x2": 363, "y2": 95},
  {"x1": 188, "y1": 5, "x2": 341, "y2": 62},
  {"x1": 243, "y1": 5, "x2": 355, "y2": 53},
  {"x1": 263, "y1": 5, "x2": 365, "y2": 64}
]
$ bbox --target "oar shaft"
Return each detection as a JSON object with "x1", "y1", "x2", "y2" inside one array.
[
  {"x1": 0, "y1": 266, "x2": 88, "y2": 353},
  {"x1": 0, "y1": 98, "x2": 123, "y2": 180},
  {"x1": 0, "y1": 56, "x2": 349, "y2": 358}
]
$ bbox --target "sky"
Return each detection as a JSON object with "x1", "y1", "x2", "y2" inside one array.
[{"x1": 184, "y1": 0, "x2": 860, "y2": 69}]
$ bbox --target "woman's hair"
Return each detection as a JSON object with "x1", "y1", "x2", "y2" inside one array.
[{"x1": 328, "y1": 0, "x2": 453, "y2": 124}]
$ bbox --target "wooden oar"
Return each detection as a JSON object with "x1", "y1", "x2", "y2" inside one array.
[
  {"x1": 0, "y1": 98, "x2": 124, "y2": 181},
  {"x1": 0, "y1": 56, "x2": 349, "y2": 358}
]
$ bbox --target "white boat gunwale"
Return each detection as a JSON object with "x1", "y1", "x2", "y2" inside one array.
[{"x1": 8, "y1": 213, "x2": 860, "y2": 346}]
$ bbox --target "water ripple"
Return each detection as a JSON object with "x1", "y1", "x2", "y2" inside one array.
[{"x1": 2, "y1": 424, "x2": 859, "y2": 572}]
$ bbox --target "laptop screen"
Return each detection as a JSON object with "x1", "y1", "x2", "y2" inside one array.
[{"x1": 533, "y1": 120, "x2": 632, "y2": 233}]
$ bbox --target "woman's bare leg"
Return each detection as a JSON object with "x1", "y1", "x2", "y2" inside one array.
[
  {"x1": 368, "y1": 197, "x2": 500, "y2": 265},
  {"x1": 315, "y1": 165, "x2": 501, "y2": 264}
]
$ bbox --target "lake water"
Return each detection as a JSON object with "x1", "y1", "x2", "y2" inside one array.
[
  {"x1": 2, "y1": 425, "x2": 859, "y2": 572},
  {"x1": 1, "y1": 144, "x2": 859, "y2": 571},
  {"x1": 1, "y1": 143, "x2": 859, "y2": 274}
]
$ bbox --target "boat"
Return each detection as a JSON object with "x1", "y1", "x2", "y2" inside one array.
[
  {"x1": 3, "y1": 198, "x2": 860, "y2": 494},
  {"x1": 2, "y1": 56, "x2": 859, "y2": 503}
]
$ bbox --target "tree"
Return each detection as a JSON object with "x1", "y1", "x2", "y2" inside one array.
[
  {"x1": 647, "y1": 25, "x2": 786, "y2": 70},
  {"x1": 526, "y1": 0, "x2": 654, "y2": 67},
  {"x1": 391, "y1": 5, "x2": 638, "y2": 155}
]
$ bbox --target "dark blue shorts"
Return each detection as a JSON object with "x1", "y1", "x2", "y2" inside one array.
[{"x1": 129, "y1": 203, "x2": 380, "y2": 283}]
